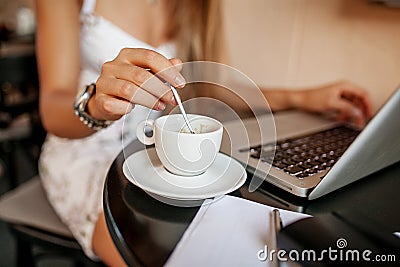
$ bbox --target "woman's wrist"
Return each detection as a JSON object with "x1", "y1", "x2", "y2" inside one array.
[
  {"x1": 86, "y1": 89, "x2": 103, "y2": 121},
  {"x1": 74, "y1": 83, "x2": 112, "y2": 130},
  {"x1": 287, "y1": 89, "x2": 306, "y2": 110},
  {"x1": 262, "y1": 88, "x2": 307, "y2": 111}
]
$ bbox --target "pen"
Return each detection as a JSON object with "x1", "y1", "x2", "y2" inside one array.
[
  {"x1": 270, "y1": 209, "x2": 283, "y2": 266},
  {"x1": 273, "y1": 209, "x2": 282, "y2": 234}
]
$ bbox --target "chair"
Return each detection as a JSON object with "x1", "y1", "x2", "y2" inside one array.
[
  {"x1": 0, "y1": 52, "x2": 104, "y2": 266},
  {"x1": 0, "y1": 176, "x2": 105, "y2": 267}
]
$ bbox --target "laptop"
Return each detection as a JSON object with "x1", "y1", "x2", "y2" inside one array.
[{"x1": 221, "y1": 87, "x2": 400, "y2": 200}]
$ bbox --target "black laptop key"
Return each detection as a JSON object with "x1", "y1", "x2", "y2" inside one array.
[
  {"x1": 273, "y1": 161, "x2": 287, "y2": 169},
  {"x1": 285, "y1": 165, "x2": 304, "y2": 174},
  {"x1": 326, "y1": 159, "x2": 336, "y2": 167},
  {"x1": 306, "y1": 159, "x2": 320, "y2": 166},
  {"x1": 299, "y1": 162, "x2": 313, "y2": 169},
  {"x1": 297, "y1": 172, "x2": 309, "y2": 179},
  {"x1": 282, "y1": 158, "x2": 296, "y2": 165}
]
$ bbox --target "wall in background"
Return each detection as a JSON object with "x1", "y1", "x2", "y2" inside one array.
[
  {"x1": 0, "y1": 0, "x2": 34, "y2": 30},
  {"x1": 1, "y1": 0, "x2": 400, "y2": 111},
  {"x1": 223, "y1": 0, "x2": 400, "y2": 111}
]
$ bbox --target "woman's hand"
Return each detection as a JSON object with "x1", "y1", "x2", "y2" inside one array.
[
  {"x1": 294, "y1": 81, "x2": 373, "y2": 127},
  {"x1": 88, "y1": 48, "x2": 186, "y2": 122}
]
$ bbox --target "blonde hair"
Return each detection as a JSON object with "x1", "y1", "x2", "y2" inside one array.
[{"x1": 166, "y1": 0, "x2": 225, "y2": 62}]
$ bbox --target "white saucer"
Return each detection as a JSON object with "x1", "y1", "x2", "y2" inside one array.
[{"x1": 122, "y1": 148, "x2": 247, "y2": 200}]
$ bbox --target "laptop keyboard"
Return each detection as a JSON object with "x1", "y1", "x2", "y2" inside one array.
[{"x1": 246, "y1": 126, "x2": 360, "y2": 179}]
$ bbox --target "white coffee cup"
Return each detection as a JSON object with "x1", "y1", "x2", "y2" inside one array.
[{"x1": 136, "y1": 114, "x2": 223, "y2": 176}]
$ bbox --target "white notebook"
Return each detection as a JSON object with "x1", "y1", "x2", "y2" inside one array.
[{"x1": 165, "y1": 195, "x2": 310, "y2": 267}]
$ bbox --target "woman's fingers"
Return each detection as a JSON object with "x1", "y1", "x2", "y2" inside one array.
[
  {"x1": 96, "y1": 77, "x2": 167, "y2": 115},
  {"x1": 118, "y1": 48, "x2": 186, "y2": 88},
  {"x1": 169, "y1": 58, "x2": 184, "y2": 72},
  {"x1": 327, "y1": 82, "x2": 373, "y2": 127},
  {"x1": 102, "y1": 62, "x2": 174, "y2": 104},
  {"x1": 93, "y1": 93, "x2": 134, "y2": 121},
  {"x1": 341, "y1": 86, "x2": 373, "y2": 119},
  {"x1": 299, "y1": 81, "x2": 373, "y2": 127},
  {"x1": 92, "y1": 48, "x2": 186, "y2": 121},
  {"x1": 330, "y1": 97, "x2": 364, "y2": 127}
]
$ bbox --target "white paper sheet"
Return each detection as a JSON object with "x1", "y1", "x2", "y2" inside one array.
[{"x1": 165, "y1": 195, "x2": 310, "y2": 267}]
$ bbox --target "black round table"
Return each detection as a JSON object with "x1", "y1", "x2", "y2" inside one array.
[{"x1": 104, "y1": 140, "x2": 400, "y2": 267}]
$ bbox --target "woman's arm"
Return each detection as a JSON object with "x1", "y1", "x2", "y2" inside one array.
[
  {"x1": 262, "y1": 81, "x2": 373, "y2": 127},
  {"x1": 36, "y1": 0, "x2": 95, "y2": 138},
  {"x1": 200, "y1": 74, "x2": 372, "y2": 127},
  {"x1": 36, "y1": 0, "x2": 184, "y2": 139}
]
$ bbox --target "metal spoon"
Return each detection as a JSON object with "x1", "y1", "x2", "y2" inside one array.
[{"x1": 169, "y1": 84, "x2": 196, "y2": 134}]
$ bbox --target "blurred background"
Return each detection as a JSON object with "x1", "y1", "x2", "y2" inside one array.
[
  {"x1": 223, "y1": 0, "x2": 400, "y2": 112},
  {"x1": 0, "y1": 0, "x2": 399, "y2": 266},
  {"x1": 1, "y1": 0, "x2": 400, "y2": 108}
]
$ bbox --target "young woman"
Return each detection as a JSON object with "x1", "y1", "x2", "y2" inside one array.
[{"x1": 35, "y1": 0, "x2": 372, "y2": 265}]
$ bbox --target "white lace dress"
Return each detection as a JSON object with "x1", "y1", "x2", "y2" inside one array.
[{"x1": 38, "y1": 0, "x2": 175, "y2": 259}]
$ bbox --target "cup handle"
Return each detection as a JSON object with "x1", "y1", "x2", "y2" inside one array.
[{"x1": 136, "y1": 120, "x2": 155, "y2": 145}]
